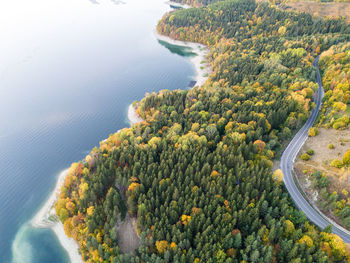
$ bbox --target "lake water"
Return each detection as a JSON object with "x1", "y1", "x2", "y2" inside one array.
[{"x1": 0, "y1": 0, "x2": 195, "y2": 262}]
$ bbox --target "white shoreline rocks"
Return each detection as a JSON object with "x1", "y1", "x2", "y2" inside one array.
[{"x1": 128, "y1": 103, "x2": 144, "y2": 125}]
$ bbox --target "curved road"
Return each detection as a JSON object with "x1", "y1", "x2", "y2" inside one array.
[{"x1": 281, "y1": 56, "x2": 350, "y2": 243}]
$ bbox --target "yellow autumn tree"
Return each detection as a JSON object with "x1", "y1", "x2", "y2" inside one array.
[
  {"x1": 211, "y1": 170, "x2": 220, "y2": 177},
  {"x1": 298, "y1": 235, "x2": 313, "y2": 247},
  {"x1": 85, "y1": 154, "x2": 92, "y2": 164},
  {"x1": 65, "y1": 199, "x2": 76, "y2": 215},
  {"x1": 181, "y1": 214, "x2": 192, "y2": 225},
  {"x1": 68, "y1": 162, "x2": 79, "y2": 177},
  {"x1": 308, "y1": 127, "x2": 319, "y2": 137},
  {"x1": 148, "y1": 136, "x2": 161, "y2": 148},
  {"x1": 170, "y1": 242, "x2": 176, "y2": 250},
  {"x1": 285, "y1": 220, "x2": 295, "y2": 237},
  {"x1": 78, "y1": 182, "x2": 89, "y2": 198},
  {"x1": 63, "y1": 218, "x2": 73, "y2": 237},
  {"x1": 55, "y1": 198, "x2": 69, "y2": 222},
  {"x1": 333, "y1": 101, "x2": 347, "y2": 112},
  {"x1": 156, "y1": 240, "x2": 169, "y2": 254},
  {"x1": 87, "y1": 206, "x2": 94, "y2": 216},
  {"x1": 321, "y1": 232, "x2": 347, "y2": 261},
  {"x1": 278, "y1": 26, "x2": 286, "y2": 36},
  {"x1": 320, "y1": 241, "x2": 332, "y2": 257},
  {"x1": 253, "y1": 140, "x2": 266, "y2": 152},
  {"x1": 91, "y1": 249, "x2": 100, "y2": 262},
  {"x1": 128, "y1": 182, "x2": 140, "y2": 192},
  {"x1": 273, "y1": 169, "x2": 284, "y2": 183}
]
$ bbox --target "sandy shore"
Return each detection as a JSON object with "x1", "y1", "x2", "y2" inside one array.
[
  {"x1": 128, "y1": 104, "x2": 144, "y2": 125},
  {"x1": 52, "y1": 221, "x2": 83, "y2": 263},
  {"x1": 154, "y1": 30, "x2": 211, "y2": 88},
  {"x1": 31, "y1": 169, "x2": 84, "y2": 263}
]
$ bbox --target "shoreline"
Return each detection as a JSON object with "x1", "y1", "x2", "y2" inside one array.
[
  {"x1": 30, "y1": 104, "x2": 143, "y2": 263},
  {"x1": 31, "y1": 8, "x2": 211, "y2": 263},
  {"x1": 154, "y1": 30, "x2": 211, "y2": 88},
  {"x1": 166, "y1": 1, "x2": 191, "y2": 9},
  {"x1": 31, "y1": 169, "x2": 84, "y2": 263}
]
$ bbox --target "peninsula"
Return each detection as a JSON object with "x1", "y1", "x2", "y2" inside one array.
[{"x1": 54, "y1": 0, "x2": 350, "y2": 262}]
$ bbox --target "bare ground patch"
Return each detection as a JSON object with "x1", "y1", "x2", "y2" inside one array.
[
  {"x1": 296, "y1": 127, "x2": 350, "y2": 192},
  {"x1": 116, "y1": 214, "x2": 140, "y2": 254},
  {"x1": 283, "y1": 2, "x2": 350, "y2": 23},
  {"x1": 300, "y1": 128, "x2": 349, "y2": 161}
]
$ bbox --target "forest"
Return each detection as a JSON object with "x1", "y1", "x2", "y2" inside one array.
[{"x1": 56, "y1": 0, "x2": 350, "y2": 262}]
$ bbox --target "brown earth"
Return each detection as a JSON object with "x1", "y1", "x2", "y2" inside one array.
[
  {"x1": 116, "y1": 214, "x2": 140, "y2": 254},
  {"x1": 295, "y1": 127, "x2": 350, "y2": 194}
]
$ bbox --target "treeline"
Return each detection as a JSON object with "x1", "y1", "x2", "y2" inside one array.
[{"x1": 56, "y1": 0, "x2": 350, "y2": 262}]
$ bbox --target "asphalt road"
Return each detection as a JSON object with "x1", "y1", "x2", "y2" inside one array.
[{"x1": 281, "y1": 56, "x2": 350, "y2": 243}]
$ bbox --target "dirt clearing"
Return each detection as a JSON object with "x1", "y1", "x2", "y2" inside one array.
[
  {"x1": 295, "y1": 127, "x2": 350, "y2": 191},
  {"x1": 116, "y1": 214, "x2": 140, "y2": 254}
]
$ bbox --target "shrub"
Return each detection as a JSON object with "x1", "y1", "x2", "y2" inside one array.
[
  {"x1": 330, "y1": 159, "x2": 343, "y2": 168},
  {"x1": 312, "y1": 171, "x2": 322, "y2": 179},
  {"x1": 301, "y1": 153, "x2": 311, "y2": 161},
  {"x1": 343, "y1": 150, "x2": 350, "y2": 165},
  {"x1": 311, "y1": 171, "x2": 328, "y2": 188},
  {"x1": 308, "y1": 127, "x2": 319, "y2": 137},
  {"x1": 307, "y1": 149, "x2": 314, "y2": 155},
  {"x1": 337, "y1": 115, "x2": 350, "y2": 125},
  {"x1": 317, "y1": 176, "x2": 329, "y2": 188},
  {"x1": 328, "y1": 144, "x2": 334, "y2": 149},
  {"x1": 333, "y1": 101, "x2": 347, "y2": 112},
  {"x1": 333, "y1": 121, "x2": 346, "y2": 130}
]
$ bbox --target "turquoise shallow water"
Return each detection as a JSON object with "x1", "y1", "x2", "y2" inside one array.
[{"x1": 0, "y1": 0, "x2": 196, "y2": 262}]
